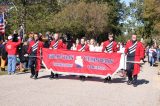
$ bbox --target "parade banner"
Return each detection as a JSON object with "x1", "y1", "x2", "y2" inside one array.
[{"x1": 42, "y1": 48, "x2": 124, "y2": 78}]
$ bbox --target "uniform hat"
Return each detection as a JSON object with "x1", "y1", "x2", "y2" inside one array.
[{"x1": 8, "y1": 36, "x2": 12, "y2": 40}]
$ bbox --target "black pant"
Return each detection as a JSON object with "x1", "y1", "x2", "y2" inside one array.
[
  {"x1": 30, "y1": 57, "x2": 38, "y2": 77},
  {"x1": 127, "y1": 56, "x2": 137, "y2": 81}
]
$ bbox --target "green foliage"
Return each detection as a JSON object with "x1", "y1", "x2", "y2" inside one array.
[
  {"x1": 48, "y1": 2, "x2": 109, "y2": 38},
  {"x1": 4, "y1": 0, "x2": 123, "y2": 40}
]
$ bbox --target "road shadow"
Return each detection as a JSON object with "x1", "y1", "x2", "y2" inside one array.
[
  {"x1": 111, "y1": 77, "x2": 127, "y2": 83},
  {"x1": 137, "y1": 79, "x2": 149, "y2": 85},
  {"x1": 39, "y1": 75, "x2": 103, "y2": 82},
  {"x1": 38, "y1": 74, "x2": 129, "y2": 83},
  {"x1": 38, "y1": 74, "x2": 150, "y2": 86}
]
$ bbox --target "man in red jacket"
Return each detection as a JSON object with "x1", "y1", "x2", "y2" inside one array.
[
  {"x1": 6, "y1": 35, "x2": 21, "y2": 75},
  {"x1": 27, "y1": 34, "x2": 43, "y2": 79},
  {"x1": 49, "y1": 33, "x2": 64, "y2": 79},
  {"x1": 125, "y1": 35, "x2": 144, "y2": 87},
  {"x1": 102, "y1": 34, "x2": 118, "y2": 53},
  {"x1": 102, "y1": 34, "x2": 118, "y2": 82}
]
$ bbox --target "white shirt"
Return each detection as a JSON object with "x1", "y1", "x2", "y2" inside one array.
[
  {"x1": 95, "y1": 46, "x2": 102, "y2": 52},
  {"x1": 149, "y1": 48, "x2": 156, "y2": 57},
  {"x1": 89, "y1": 45, "x2": 96, "y2": 52}
]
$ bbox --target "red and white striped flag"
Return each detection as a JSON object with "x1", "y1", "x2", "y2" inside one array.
[{"x1": 0, "y1": 12, "x2": 5, "y2": 34}]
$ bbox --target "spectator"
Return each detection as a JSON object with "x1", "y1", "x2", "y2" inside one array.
[
  {"x1": 148, "y1": 45, "x2": 157, "y2": 66},
  {"x1": 0, "y1": 41, "x2": 7, "y2": 71},
  {"x1": 6, "y1": 35, "x2": 21, "y2": 75},
  {"x1": 156, "y1": 45, "x2": 160, "y2": 62},
  {"x1": 19, "y1": 41, "x2": 29, "y2": 72}
]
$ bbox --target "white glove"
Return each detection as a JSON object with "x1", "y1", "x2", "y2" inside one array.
[
  {"x1": 18, "y1": 37, "x2": 21, "y2": 39},
  {"x1": 24, "y1": 54, "x2": 29, "y2": 57},
  {"x1": 140, "y1": 59, "x2": 144, "y2": 64}
]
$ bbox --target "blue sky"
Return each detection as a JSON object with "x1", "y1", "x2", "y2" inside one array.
[{"x1": 121, "y1": 0, "x2": 133, "y2": 6}]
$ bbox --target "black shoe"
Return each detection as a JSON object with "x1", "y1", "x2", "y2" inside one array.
[
  {"x1": 55, "y1": 74, "x2": 59, "y2": 79},
  {"x1": 127, "y1": 80, "x2": 132, "y2": 85},
  {"x1": 1, "y1": 68, "x2": 5, "y2": 71},
  {"x1": 30, "y1": 75, "x2": 34, "y2": 78},
  {"x1": 34, "y1": 76, "x2": 38, "y2": 80},
  {"x1": 104, "y1": 77, "x2": 111, "y2": 83},
  {"x1": 108, "y1": 76, "x2": 111, "y2": 81},
  {"x1": 104, "y1": 78, "x2": 108, "y2": 83},
  {"x1": 80, "y1": 76, "x2": 85, "y2": 81}
]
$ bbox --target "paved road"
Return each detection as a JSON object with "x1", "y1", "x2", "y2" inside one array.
[{"x1": 0, "y1": 62, "x2": 160, "y2": 106}]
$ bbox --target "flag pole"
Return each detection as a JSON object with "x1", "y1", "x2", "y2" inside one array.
[{"x1": 3, "y1": 12, "x2": 5, "y2": 41}]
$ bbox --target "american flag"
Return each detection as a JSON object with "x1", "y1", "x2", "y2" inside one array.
[{"x1": 0, "y1": 13, "x2": 5, "y2": 34}]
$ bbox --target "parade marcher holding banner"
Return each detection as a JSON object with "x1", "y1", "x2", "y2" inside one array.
[
  {"x1": 102, "y1": 33, "x2": 118, "y2": 82},
  {"x1": 77, "y1": 37, "x2": 89, "y2": 52},
  {"x1": 49, "y1": 33, "x2": 64, "y2": 79},
  {"x1": 77, "y1": 37, "x2": 89, "y2": 81},
  {"x1": 125, "y1": 35, "x2": 144, "y2": 87},
  {"x1": 27, "y1": 34, "x2": 43, "y2": 79},
  {"x1": 102, "y1": 34, "x2": 118, "y2": 53}
]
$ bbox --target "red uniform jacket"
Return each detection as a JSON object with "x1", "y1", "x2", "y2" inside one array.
[
  {"x1": 102, "y1": 40, "x2": 117, "y2": 52},
  {"x1": 28, "y1": 40, "x2": 44, "y2": 56},
  {"x1": 6, "y1": 39, "x2": 21, "y2": 55},
  {"x1": 76, "y1": 44, "x2": 89, "y2": 51},
  {"x1": 63, "y1": 43, "x2": 67, "y2": 50},
  {"x1": 125, "y1": 40, "x2": 144, "y2": 75},
  {"x1": 49, "y1": 40, "x2": 64, "y2": 49}
]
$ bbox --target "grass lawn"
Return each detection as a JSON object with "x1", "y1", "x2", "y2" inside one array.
[{"x1": 0, "y1": 71, "x2": 8, "y2": 75}]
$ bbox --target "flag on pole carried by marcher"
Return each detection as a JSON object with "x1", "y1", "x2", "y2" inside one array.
[{"x1": 0, "y1": 12, "x2": 5, "y2": 34}]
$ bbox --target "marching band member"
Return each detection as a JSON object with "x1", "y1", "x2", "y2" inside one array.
[
  {"x1": 27, "y1": 34, "x2": 43, "y2": 79},
  {"x1": 125, "y1": 35, "x2": 144, "y2": 87},
  {"x1": 77, "y1": 37, "x2": 89, "y2": 52},
  {"x1": 102, "y1": 34, "x2": 118, "y2": 53},
  {"x1": 77, "y1": 37, "x2": 89, "y2": 81},
  {"x1": 49, "y1": 33, "x2": 64, "y2": 79},
  {"x1": 102, "y1": 33, "x2": 118, "y2": 82}
]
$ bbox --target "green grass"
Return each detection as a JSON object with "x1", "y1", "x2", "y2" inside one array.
[{"x1": 0, "y1": 71, "x2": 8, "y2": 75}]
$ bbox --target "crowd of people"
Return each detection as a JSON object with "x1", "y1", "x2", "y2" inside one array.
[{"x1": 0, "y1": 31, "x2": 160, "y2": 87}]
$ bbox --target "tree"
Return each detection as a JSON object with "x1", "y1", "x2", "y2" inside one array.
[
  {"x1": 143, "y1": 0, "x2": 160, "y2": 39},
  {"x1": 48, "y1": 1, "x2": 109, "y2": 39}
]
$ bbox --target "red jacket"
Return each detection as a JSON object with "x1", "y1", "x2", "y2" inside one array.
[
  {"x1": 63, "y1": 43, "x2": 67, "y2": 50},
  {"x1": 125, "y1": 40, "x2": 144, "y2": 59},
  {"x1": 49, "y1": 40, "x2": 64, "y2": 49},
  {"x1": 102, "y1": 40, "x2": 117, "y2": 52},
  {"x1": 77, "y1": 44, "x2": 89, "y2": 51},
  {"x1": 28, "y1": 40, "x2": 44, "y2": 56},
  {"x1": 6, "y1": 39, "x2": 21, "y2": 55},
  {"x1": 125, "y1": 40, "x2": 144, "y2": 75}
]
